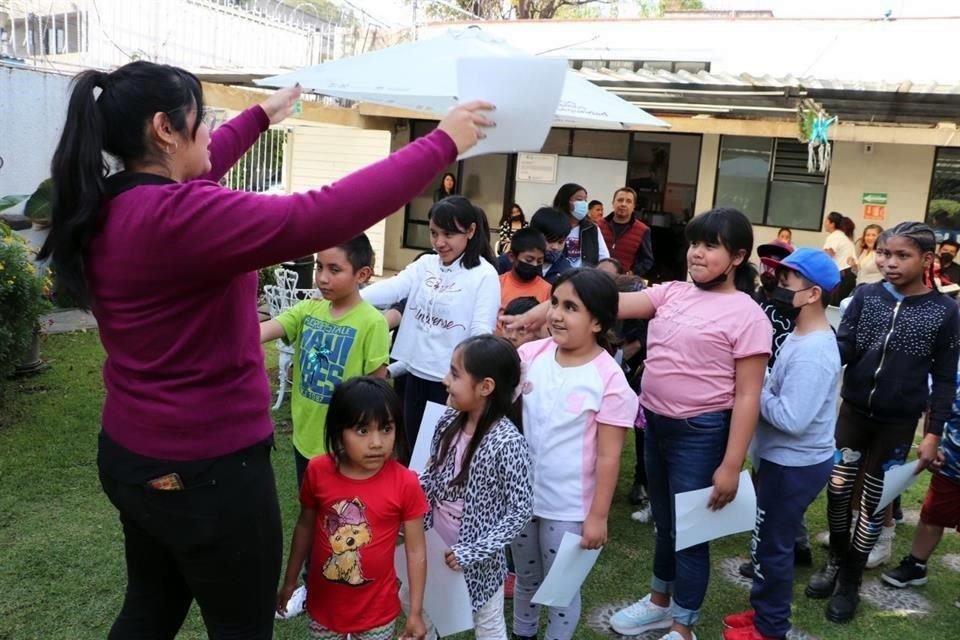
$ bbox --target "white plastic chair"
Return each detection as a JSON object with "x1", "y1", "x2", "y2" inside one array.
[{"x1": 264, "y1": 268, "x2": 318, "y2": 410}]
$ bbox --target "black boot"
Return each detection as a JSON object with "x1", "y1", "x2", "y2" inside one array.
[
  {"x1": 806, "y1": 556, "x2": 840, "y2": 599},
  {"x1": 808, "y1": 530, "x2": 849, "y2": 599},
  {"x1": 826, "y1": 553, "x2": 866, "y2": 623},
  {"x1": 794, "y1": 545, "x2": 814, "y2": 567}
]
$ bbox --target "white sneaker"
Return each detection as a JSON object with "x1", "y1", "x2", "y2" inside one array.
[
  {"x1": 275, "y1": 585, "x2": 306, "y2": 620},
  {"x1": 657, "y1": 631, "x2": 697, "y2": 640},
  {"x1": 609, "y1": 594, "x2": 673, "y2": 635},
  {"x1": 816, "y1": 529, "x2": 831, "y2": 548},
  {"x1": 866, "y1": 525, "x2": 895, "y2": 569},
  {"x1": 631, "y1": 503, "x2": 652, "y2": 523}
]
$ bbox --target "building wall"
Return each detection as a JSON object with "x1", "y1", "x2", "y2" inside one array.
[
  {"x1": 694, "y1": 134, "x2": 720, "y2": 216},
  {"x1": 286, "y1": 123, "x2": 391, "y2": 275},
  {"x1": 751, "y1": 141, "x2": 936, "y2": 249},
  {"x1": 382, "y1": 127, "x2": 426, "y2": 274},
  {"x1": 377, "y1": 126, "x2": 940, "y2": 274},
  {"x1": 0, "y1": 65, "x2": 70, "y2": 195}
]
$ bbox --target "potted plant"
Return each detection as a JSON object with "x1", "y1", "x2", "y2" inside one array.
[
  {"x1": 0, "y1": 179, "x2": 54, "y2": 378},
  {"x1": 0, "y1": 221, "x2": 52, "y2": 379}
]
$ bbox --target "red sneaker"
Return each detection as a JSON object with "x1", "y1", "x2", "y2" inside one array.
[
  {"x1": 504, "y1": 572, "x2": 516, "y2": 599},
  {"x1": 722, "y1": 624, "x2": 782, "y2": 640},
  {"x1": 723, "y1": 609, "x2": 755, "y2": 629}
]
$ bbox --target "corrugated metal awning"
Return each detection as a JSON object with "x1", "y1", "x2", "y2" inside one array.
[{"x1": 574, "y1": 66, "x2": 960, "y2": 124}]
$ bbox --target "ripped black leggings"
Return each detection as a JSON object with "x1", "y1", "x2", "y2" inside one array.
[{"x1": 827, "y1": 402, "x2": 919, "y2": 557}]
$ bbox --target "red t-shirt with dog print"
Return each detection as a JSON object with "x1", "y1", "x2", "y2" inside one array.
[{"x1": 300, "y1": 455, "x2": 429, "y2": 633}]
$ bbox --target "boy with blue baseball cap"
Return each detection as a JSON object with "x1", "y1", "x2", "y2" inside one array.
[{"x1": 723, "y1": 248, "x2": 842, "y2": 640}]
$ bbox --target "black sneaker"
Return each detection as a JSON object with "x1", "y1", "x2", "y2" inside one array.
[
  {"x1": 628, "y1": 481, "x2": 646, "y2": 506},
  {"x1": 739, "y1": 560, "x2": 756, "y2": 580},
  {"x1": 806, "y1": 560, "x2": 840, "y2": 599},
  {"x1": 794, "y1": 546, "x2": 814, "y2": 567},
  {"x1": 881, "y1": 556, "x2": 928, "y2": 588},
  {"x1": 825, "y1": 582, "x2": 861, "y2": 623}
]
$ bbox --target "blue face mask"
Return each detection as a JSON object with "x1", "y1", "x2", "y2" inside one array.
[
  {"x1": 544, "y1": 249, "x2": 563, "y2": 264},
  {"x1": 572, "y1": 200, "x2": 589, "y2": 221}
]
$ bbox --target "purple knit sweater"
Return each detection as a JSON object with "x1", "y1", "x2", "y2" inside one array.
[{"x1": 89, "y1": 106, "x2": 456, "y2": 460}]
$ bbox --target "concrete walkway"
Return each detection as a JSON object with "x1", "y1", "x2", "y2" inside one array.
[
  {"x1": 42, "y1": 307, "x2": 271, "y2": 333},
  {"x1": 41, "y1": 309, "x2": 98, "y2": 335}
]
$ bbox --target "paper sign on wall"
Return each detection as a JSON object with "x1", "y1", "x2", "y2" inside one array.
[
  {"x1": 516, "y1": 152, "x2": 558, "y2": 183},
  {"x1": 863, "y1": 192, "x2": 887, "y2": 222}
]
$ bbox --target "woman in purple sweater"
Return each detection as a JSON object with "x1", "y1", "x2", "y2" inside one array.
[{"x1": 38, "y1": 60, "x2": 492, "y2": 639}]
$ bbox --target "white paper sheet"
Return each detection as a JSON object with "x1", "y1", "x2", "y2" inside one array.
[
  {"x1": 674, "y1": 470, "x2": 757, "y2": 551},
  {"x1": 874, "y1": 461, "x2": 922, "y2": 515},
  {"x1": 408, "y1": 401, "x2": 447, "y2": 474},
  {"x1": 394, "y1": 528, "x2": 474, "y2": 637},
  {"x1": 456, "y1": 56, "x2": 567, "y2": 159},
  {"x1": 531, "y1": 532, "x2": 601, "y2": 607}
]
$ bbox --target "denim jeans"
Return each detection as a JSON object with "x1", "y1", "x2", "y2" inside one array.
[{"x1": 644, "y1": 409, "x2": 730, "y2": 626}]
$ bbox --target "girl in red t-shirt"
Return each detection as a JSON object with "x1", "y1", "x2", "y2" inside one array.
[{"x1": 277, "y1": 378, "x2": 429, "y2": 640}]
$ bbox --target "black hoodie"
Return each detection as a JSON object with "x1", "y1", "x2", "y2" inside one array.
[{"x1": 838, "y1": 282, "x2": 960, "y2": 435}]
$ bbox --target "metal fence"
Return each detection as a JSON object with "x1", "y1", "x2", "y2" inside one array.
[
  {"x1": 221, "y1": 126, "x2": 289, "y2": 194},
  {"x1": 2, "y1": 0, "x2": 342, "y2": 70}
]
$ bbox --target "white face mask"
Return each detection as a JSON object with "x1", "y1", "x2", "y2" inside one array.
[{"x1": 572, "y1": 200, "x2": 588, "y2": 221}]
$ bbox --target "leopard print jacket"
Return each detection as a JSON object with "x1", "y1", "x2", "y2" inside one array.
[{"x1": 419, "y1": 409, "x2": 533, "y2": 611}]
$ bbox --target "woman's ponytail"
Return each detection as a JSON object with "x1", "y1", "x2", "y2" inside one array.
[
  {"x1": 36, "y1": 61, "x2": 204, "y2": 310},
  {"x1": 38, "y1": 70, "x2": 109, "y2": 309}
]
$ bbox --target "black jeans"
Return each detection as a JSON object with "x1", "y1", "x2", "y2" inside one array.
[{"x1": 99, "y1": 439, "x2": 282, "y2": 640}]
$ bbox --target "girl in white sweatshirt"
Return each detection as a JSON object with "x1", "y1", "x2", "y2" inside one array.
[{"x1": 362, "y1": 195, "x2": 500, "y2": 450}]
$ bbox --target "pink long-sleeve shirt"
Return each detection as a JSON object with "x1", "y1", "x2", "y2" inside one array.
[{"x1": 89, "y1": 106, "x2": 456, "y2": 460}]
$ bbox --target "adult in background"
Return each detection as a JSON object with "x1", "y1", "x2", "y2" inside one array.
[
  {"x1": 852, "y1": 224, "x2": 884, "y2": 286},
  {"x1": 40, "y1": 60, "x2": 491, "y2": 640},
  {"x1": 597, "y1": 187, "x2": 654, "y2": 278},
  {"x1": 938, "y1": 239, "x2": 960, "y2": 283},
  {"x1": 552, "y1": 182, "x2": 609, "y2": 268},
  {"x1": 823, "y1": 211, "x2": 857, "y2": 305},
  {"x1": 433, "y1": 171, "x2": 457, "y2": 202},
  {"x1": 497, "y1": 203, "x2": 527, "y2": 255}
]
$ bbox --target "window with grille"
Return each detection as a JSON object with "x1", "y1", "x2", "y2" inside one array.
[{"x1": 714, "y1": 136, "x2": 828, "y2": 231}]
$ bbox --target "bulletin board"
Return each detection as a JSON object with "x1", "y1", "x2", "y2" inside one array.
[{"x1": 514, "y1": 156, "x2": 629, "y2": 215}]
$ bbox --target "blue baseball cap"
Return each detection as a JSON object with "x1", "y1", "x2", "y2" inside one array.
[{"x1": 760, "y1": 247, "x2": 841, "y2": 292}]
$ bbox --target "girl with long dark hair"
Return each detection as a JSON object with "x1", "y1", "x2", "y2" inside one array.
[{"x1": 361, "y1": 196, "x2": 500, "y2": 450}]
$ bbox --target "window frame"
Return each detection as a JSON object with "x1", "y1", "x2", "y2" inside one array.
[
  {"x1": 712, "y1": 135, "x2": 829, "y2": 232},
  {"x1": 401, "y1": 120, "x2": 463, "y2": 251},
  {"x1": 925, "y1": 146, "x2": 960, "y2": 228}
]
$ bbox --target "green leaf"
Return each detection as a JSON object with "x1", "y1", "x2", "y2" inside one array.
[
  {"x1": 0, "y1": 194, "x2": 28, "y2": 212},
  {"x1": 24, "y1": 179, "x2": 53, "y2": 222}
]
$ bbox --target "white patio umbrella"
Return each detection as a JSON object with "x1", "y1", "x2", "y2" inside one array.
[{"x1": 256, "y1": 27, "x2": 668, "y2": 130}]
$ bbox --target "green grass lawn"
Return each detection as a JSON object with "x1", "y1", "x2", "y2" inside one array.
[{"x1": 1, "y1": 331, "x2": 959, "y2": 639}]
